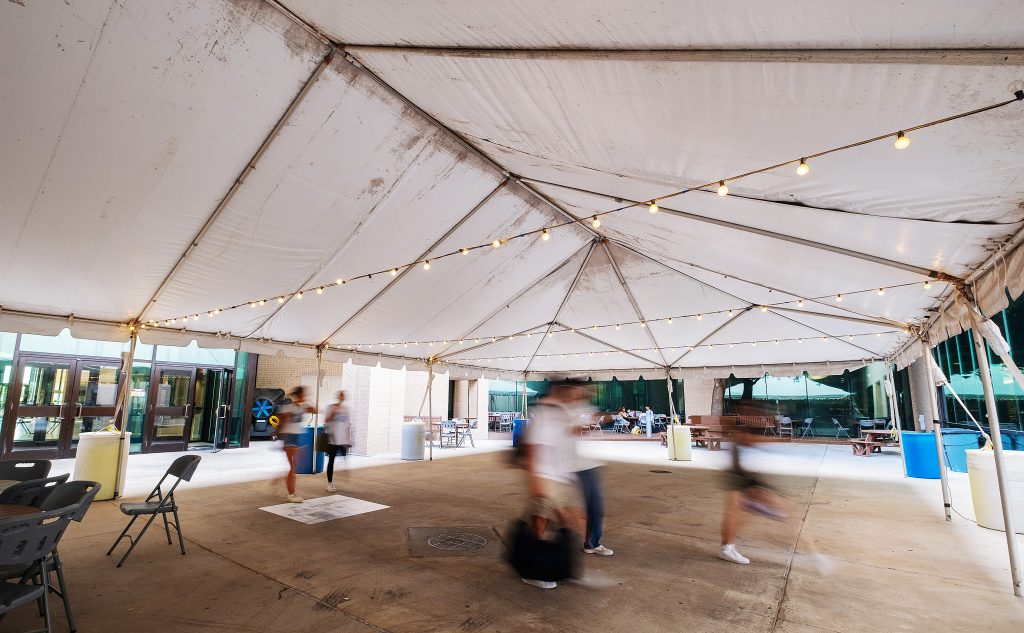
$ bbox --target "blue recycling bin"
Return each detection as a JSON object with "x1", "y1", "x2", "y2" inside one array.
[
  {"x1": 903, "y1": 431, "x2": 941, "y2": 479},
  {"x1": 941, "y1": 430, "x2": 982, "y2": 473},
  {"x1": 295, "y1": 426, "x2": 324, "y2": 474},
  {"x1": 512, "y1": 419, "x2": 529, "y2": 447}
]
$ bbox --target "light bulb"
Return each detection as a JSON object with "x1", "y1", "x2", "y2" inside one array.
[
  {"x1": 390, "y1": 268, "x2": 398, "y2": 277},
  {"x1": 797, "y1": 299, "x2": 805, "y2": 307},
  {"x1": 798, "y1": 338, "x2": 803, "y2": 344},
  {"x1": 821, "y1": 337, "x2": 828, "y2": 342},
  {"x1": 460, "y1": 248, "x2": 469, "y2": 255},
  {"x1": 639, "y1": 322, "x2": 645, "y2": 328},
  {"x1": 336, "y1": 278, "x2": 343, "y2": 285},
  {"x1": 760, "y1": 306, "x2": 768, "y2": 313},
  {"x1": 249, "y1": 302, "x2": 256, "y2": 308},
  {"x1": 192, "y1": 315, "x2": 199, "y2": 321},
  {"x1": 317, "y1": 287, "x2": 324, "y2": 295},
  {"x1": 615, "y1": 324, "x2": 620, "y2": 330},
  {"x1": 166, "y1": 319, "x2": 174, "y2": 326},
  {"x1": 877, "y1": 288, "x2": 885, "y2": 296},
  {"x1": 923, "y1": 280, "x2": 932, "y2": 289},
  {"x1": 492, "y1": 240, "x2": 501, "y2": 248},
  {"x1": 727, "y1": 309, "x2": 734, "y2": 316},
  {"x1": 258, "y1": 300, "x2": 265, "y2": 306},
  {"x1": 697, "y1": 314, "x2": 703, "y2": 321},
  {"x1": 591, "y1": 216, "x2": 601, "y2": 228},
  {"x1": 796, "y1": 159, "x2": 810, "y2": 176},
  {"x1": 751, "y1": 341, "x2": 757, "y2": 347},
  {"x1": 774, "y1": 340, "x2": 780, "y2": 345},
  {"x1": 717, "y1": 181, "x2": 729, "y2": 196},
  {"x1": 667, "y1": 318, "x2": 673, "y2": 325},
  {"x1": 208, "y1": 311, "x2": 215, "y2": 317},
  {"x1": 278, "y1": 297, "x2": 285, "y2": 304},
  {"x1": 729, "y1": 343, "x2": 735, "y2": 348},
  {"x1": 547, "y1": 332, "x2": 553, "y2": 337},
  {"x1": 648, "y1": 201, "x2": 659, "y2": 214},
  {"x1": 296, "y1": 292, "x2": 303, "y2": 300},
  {"x1": 215, "y1": 308, "x2": 221, "y2": 314},
  {"x1": 836, "y1": 294, "x2": 843, "y2": 302},
  {"x1": 894, "y1": 131, "x2": 910, "y2": 150},
  {"x1": 423, "y1": 261, "x2": 431, "y2": 271},
  {"x1": 541, "y1": 230, "x2": 550, "y2": 241}
]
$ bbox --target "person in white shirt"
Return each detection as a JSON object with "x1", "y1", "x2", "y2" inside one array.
[
  {"x1": 641, "y1": 406, "x2": 655, "y2": 438},
  {"x1": 278, "y1": 386, "x2": 316, "y2": 503},
  {"x1": 323, "y1": 391, "x2": 352, "y2": 493},
  {"x1": 571, "y1": 386, "x2": 613, "y2": 557}
]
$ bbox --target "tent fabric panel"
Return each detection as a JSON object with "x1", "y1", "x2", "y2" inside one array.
[
  {"x1": 672, "y1": 361, "x2": 868, "y2": 380},
  {"x1": 284, "y1": 1, "x2": 1024, "y2": 49}
]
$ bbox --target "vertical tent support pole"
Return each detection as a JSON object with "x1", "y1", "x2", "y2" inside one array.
[
  {"x1": 921, "y1": 340, "x2": 952, "y2": 522},
  {"x1": 112, "y1": 327, "x2": 139, "y2": 499},
  {"x1": 522, "y1": 374, "x2": 528, "y2": 419},
  {"x1": 427, "y1": 362, "x2": 434, "y2": 461},
  {"x1": 666, "y1": 371, "x2": 678, "y2": 459},
  {"x1": 970, "y1": 320, "x2": 1024, "y2": 597},
  {"x1": 886, "y1": 365, "x2": 908, "y2": 478},
  {"x1": 313, "y1": 347, "x2": 323, "y2": 473}
]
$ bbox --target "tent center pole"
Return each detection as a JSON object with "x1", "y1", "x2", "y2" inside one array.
[
  {"x1": 112, "y1": 326, "x2": 139, "y2": 499},
  {"x1": 920, "y1": 340, "x2": 952, "y2": 521}
]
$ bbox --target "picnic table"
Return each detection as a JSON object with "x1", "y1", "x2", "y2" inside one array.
[{"x1": 849, "y1": 429, "x2": 898, "y2": 456}]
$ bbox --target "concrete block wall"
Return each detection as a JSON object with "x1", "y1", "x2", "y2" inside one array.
[{"x1": 682, "y1": 378, "x2": 716, "y2": 418}]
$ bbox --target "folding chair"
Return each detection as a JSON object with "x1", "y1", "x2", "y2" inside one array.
[
  {"x1": 455, "y1": 419, "x2": 475, "y2": 448},
  {"x1": 0, "y1": 506, "x2": 78, "y2": 633},
  {"x1": 106, "y1": 455, "x2": 200, "y2": 568},
  {"x1": 0, "y1": 474, "x2": 69, "y2": 506},
  {"x1": 0, "y1": 459, "x2": 52, "y2": 482},
  {"x1": 439, "y1": 420, "x2": 458, "y2": 447},
  {"x1": 778, "y1": 417, "x2": 794, "y2": 438},
  {"x1": 798, "y1": 418, "x2": 815, "y2": 438},
  {"x1": 832, "y1": 418, "x2": 853, "y2": 440}
]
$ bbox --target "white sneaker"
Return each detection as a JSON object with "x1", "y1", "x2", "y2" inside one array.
[
  {"x1": 584, "y1": 545, "x2": 614, "y2": 556},
  {"x1": 521, "y1": 578, "x2": 557, "y2": 589},
  {"x1": 718, "y1": 544, "x2": 750, "y2": 565},
  {"x1": 286, "y1": 494, "x2": 304, "y2": 503},
  {"x1": 326, "y1": 482, "x2": 337, "y2": 493}
]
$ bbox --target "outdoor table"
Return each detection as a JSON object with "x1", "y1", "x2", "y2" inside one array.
[
  {"x1": 687, "y1": 425, "x2": 711, "y2": 446},
  {"x1": 0, "y1": 480, "x2": 18, "y2": 493},
  {"x1": 431, "y1": 421, "x2": 470, "y2": 448},
  {"x1": 861, "y1": 429, "x2": 897, "y2": 442},
  {"x1": 0, "y1": 504, "x2": 42, "y2": 520}
]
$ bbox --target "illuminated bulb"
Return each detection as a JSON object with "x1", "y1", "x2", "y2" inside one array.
[
  {"x1": 717, "y1": 181, "x2": 729, "y2": 196},
  {"x1": 708, "y1": 345, "x2": 714, "y2": 351},
  {"x1": 249, "y1": 302, "x2": 256, "y2": 308},
  {"x1": 798, "y1": 338, "x2": 803, "y2": 344},
  {"x1": 751, "y1": 341, "x2": 757, "y2": 347},
  {"x1": 429, "y1": 341, "x2": 434, "y2": 347},
  {"x1": 316, "y1": 287, "x2": 324, "y2": 295},
  {"x1": 876, "y1": 332, "x2": 882, "y2": 337},
  {"x1": 821, "y1": 337, "x2": 828, "y2": 342},
  {"x1": 760, "y1": 306, "x2": 768, "y2": 313},
  {"x1": 615, "y1": 324, "x2": 620, "y2": 330},
  {"x1": 296, "y1": 292, "x2": 303, "y2": 300},
  {"x1": 208, "y1": 311, "x2": 215, "y2": 317},
  {"x1": 460, "y1": 248, "x2": 469, "y2": 255},
  {"x1": 215, "y1": 308, "x2": 221, "y2": 314},
  {"x1": 648, "y1": 201, "x2": 659, "y2": 214},
  {"x1": 639, "y1": 322, "x2": 645, "y2": 328},
  {"x1": 591, "y1": 216, "x2": 601, "y2": 228},
  {"x1": 696, "y1": 314, "x2": 703, "y2": 321},
  {"x1": 923, "y1": 280, "x2": 932, "y2": 289},
  {"x1": 169, "y1": 318, "x2": 177, "y2": 325},
  {"x1": 192, "y1": 315, "x2": 199, "y2": 321},
  {"x1": 165, "y1": 319, "x2": 173, "y2": 326},
  {"x1": 796, "y1": 159, "x2": 810, "y2": 176},
  {"x1": 774, "y1": 340, "x2": 780, "y2": 345},
  {"x1": 667, "y1": 318, "x2": 673, "y2": 325},
  {"x1": 570, "y1": 328, "x2": 575, "y2": 333},
  {"x1": 258, "y1": 300, "x2": 265, "y2": 306},
  {"x1": 278, "y1": 297, "x2": 285, "y2": 304},
  {"x1": 390, "y1": 268, "x2": 398, "y2": 277},
  {"x1": 541, "y1": 230, "x2": 550, "y2": 241},
  {"x1": 797, "y1": 299, "x2": 805, "y2": 307},
  {"x1": 548, "y1": 332, "x2": 554, "y2": 338},
  {"x1": 836, "y1": 294, "x2": 843, "y2": 302},
  {"x1": 592, "y1": 325, "x2": 597, "y2": 331},
  {"x1": 336, "y1": 278, "x2": 344, "y2": 285},
  {"x1": 475, "y1": 339, "x2": 479, "y2": 344},
  {"x1": 727, "y1": 309, "x2": 734, "y2": 316},
  {"x1": 422, "y1": 261, "x2": 431, "y2": 271},
  {"x1": 894, "y1": 131, "x2": 910, "y2": 150},
  {"x1": 459, "y1": 340, "x2": 464, "y2": 344},
  {"x1": 877, "y1": 288, "x2": 885, "y2": 296},
  {"x1": 729, "y1": 343, "x2": 735, "y2": 348},
  {"x1": 492, "y1": 240, "x2": 501, "y2": 248}
]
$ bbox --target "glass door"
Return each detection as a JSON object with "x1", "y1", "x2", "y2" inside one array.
[
  {"x1": 190, "y1": 368, "x2": 233, "y2": 450},
  {"x1": 7, "y1": 356, "x2": 73, "y2": 457},
  {"x1": 145, "y1": 365, "x2": 195, "y2": 452},
  {"x1": 71, "y1": 361, "x2": 122, "y2": 450}
]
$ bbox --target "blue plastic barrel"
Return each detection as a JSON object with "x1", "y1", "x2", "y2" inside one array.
[
  {"x1": 512, "y1": 419, "x2": 529, "y2": 447},
  {"x1": 941, "y1": 430, "x2": 982, "y2": 473},
  {"x1": 903, "y1": 431, "x2": 941, "y2": 479},
  {"x1": 295, "y1": 426, "x2": 324, "y2": 474}
]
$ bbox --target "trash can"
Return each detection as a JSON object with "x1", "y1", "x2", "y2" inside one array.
[
  {"x1": 667, "y1": 425, "x2": 692, "y2": 461},
  {"x1": 512, "y1": 419, "x2": 529, "y2": 447},
  {"x1": 941, "y1": 430, "x2": 983, "y2": 473},
  {"x1": 966, "y1": 449, "x2": 1024, "y2": 533},
  {"x1": 74, "y1": 431, "x2": 131, "y2": 500},
  {"x1": 295, "y1": 426, "x2": 323, "y2": 475},
  {"x1": 402, "y1": 420, "x2": 425, "y2": 460},
  {"x1": 902, "y1": 431, "x2": 941, "y2": 479}
]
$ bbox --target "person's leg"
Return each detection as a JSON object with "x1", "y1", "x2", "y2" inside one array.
[
  {"x1": 325, "y1": 446, "x2": 337, "y2": 483},
  {"x1": 284, "y1": 447, "x2": 298, "y2": 494},
  {"x1": 721, "y1": 490, "x2": 741, "y2": 546},
  {"x1": 577, "y1": 468, "x2": 597, "y2": 549}
]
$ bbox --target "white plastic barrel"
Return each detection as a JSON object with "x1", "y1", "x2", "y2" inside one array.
[
  {"x1": 401, "y1": 420, "x2": 425, "y2": 461},
  {"x1": 667, "y1": 425, "x2": 692, "y2": 461},
  {"x1": 966, "y1": 449, "x2": 1024, "y2": 534},
  {"x1": 74, "y1": 431, "x2": 131, "y2": 501}
]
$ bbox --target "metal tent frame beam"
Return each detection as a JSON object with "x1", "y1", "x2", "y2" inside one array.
[{"x1": 600, "y1": 241, "x2": 670, "y2": 366}]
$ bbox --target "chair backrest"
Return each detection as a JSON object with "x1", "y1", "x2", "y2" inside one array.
[
  {"x1": 0, "y1": 473, "x2": 71, "y2": 507},
  {"x1": 0, "y1": 506, "x2": 78, "y2": 568},
  {"x1": 859, "y1": 420, "x2": 875, "y2": 428},
  {"x1": 780, "y1": 417, "x2": 792, "y2": 427},
  {"x1": 39, "y1": 480, "x2": 102, "y2": 522},
  {"x1": 0, "y1": 459, "x2": 52, "y2": 482},
  {"x1": 167, "y1": 455, "x2": 201, "y2": 483},
  {"x1": 832, "y1": 418, "x2": 842, "y2": 427},
  {"x1": 441, "y1": 420, "x2": 456, "y2": 431},
  {"x1": 802, "y1": 418, "x2": 813, "y2": 427}
]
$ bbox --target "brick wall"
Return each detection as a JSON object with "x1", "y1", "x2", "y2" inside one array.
[{"x1": 682, "y1": 378, "x2": 716, "y2": 418}]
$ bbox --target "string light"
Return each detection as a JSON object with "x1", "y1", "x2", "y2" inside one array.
[
  {"x1": 615, "y1": 324, "x2": 620, "y2": 330},
  {"x1": 639, "y1": 322, "x2": 646, "y2": 328},
  {"x1": 648, "y1": 201, "x2": 659, "y2": 214},
  {"x1": 591, "y1": 216, "x2": 601, "y2": 228},
  {"x1": 192, "y1": 315, "x2": 199, "y2": 321},
  {"x1": 390, "y1": 268, "x2": 398, "y2": 277},
  {"x1": 717, "y1": 181, "x2": 729, "y2": 196},
  {"x1": 492, "y1": 240, "x2": 501, "y2": 248},
  {"x1": 258, "y1": 300, "x2": 265, "y2": 306},
  {"x1": 760, "y1": 306, "x2": 768, "y2": 313},
  {"x1": 667, "y1": 318, "x2": 672, "y2": 325},
  {"x1": 277, "y1": 297, "x2": 285, "y2": 304},
  {"x1": 541, "y1": 230, "x2": 550, "y2": 241},
  {"x1": 727, "y1": 309, "x2": 734, "y2": 316},
  {"x1": 296, "y1": 291, "x2": 303, "y2": 300},
  {"x1": 460, "y1": 248, "x2": 469, "y2": 255},
  {"x1": 249, "y1": 302, "x2": 256, "y2": 308},
  {"x1": 797, "y1": 299, "x2": 805, "y2": 308},
  {"x1": 835, "y1": 294, "x2": 843, "y2": 302},
  {"x1": 894, "y1": 131, "x2": 910, "y2": 150},
  {"x1": 208, "y1": 311, "x2": 215, "y2": 317},
  {"x1": 796, "y1": 159, "x2": 810, "y2": 176},
  {"x1": 696, "y1": 314, "x2": 703, "y2": 321},
  {"x1": 336, "y1": 278, "x2": 344, "y2": 285},
  {"x1": 877, "y1": 288, "x2": 885, "y2": 296},
  {"x1": 924, "y1": 280, "x2": 932, "y2": 289},
  {"x1": 316, "y1": 287, "x2": 324, "y2": 294},
  {"x1": 215, "y1": 309, "x2": 221, "y2": 314},
  {"x1": 423, "y1": 260, "x2": 431, "y2": 271}
]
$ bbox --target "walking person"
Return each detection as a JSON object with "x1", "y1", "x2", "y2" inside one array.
[
  {"x1": 570, "y1": 385, "x2": 613, "y2": 557},
  {"x1": 279, "y1": 386, "x2": 316, "y2": 503},
  {"x1": 323, "y1": 390, "x2": 353, "y2": 493}
]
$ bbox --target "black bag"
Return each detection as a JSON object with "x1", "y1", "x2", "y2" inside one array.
[
  {"x1": 315, "y1": 430, "x2": 331, "y2": 452},
  {"x1": 505, "y1": 518, "x2": 580, "y2": 582}
]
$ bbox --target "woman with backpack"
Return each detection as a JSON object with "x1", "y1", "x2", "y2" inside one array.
[{"x1": 322, "y1": 390, "x2": 353, "y2": 493}]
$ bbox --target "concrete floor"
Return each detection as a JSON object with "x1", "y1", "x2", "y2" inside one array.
[{"x1": 7, "y1": 441, "x2": 1024, "y2": 632}]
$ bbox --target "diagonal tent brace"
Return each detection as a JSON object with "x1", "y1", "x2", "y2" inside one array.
[
  {"x1": 318, "y1": 179, "x2": 509, "y2": 347},
  {"x1": 137, "y1": 50, "x2": 336, "y2": 323},
  {"x1": 600, "y1": 241, "x2": 669, "y2": 366},
  {"x1": 669, "y1": 308, "x2": 752, "y2": 367},
  {"x1": 436, "y1": 322, "x2": 550, "y2": 361},
  {"x1": 769, "y1": 305, "x2": 906, "y2": 329},
  {"x1": 555, "y1": 321, "x2": 662, "y2": 367},
  {"x1": 768, "y1": 309, "x2": 883, "y2": 358}
]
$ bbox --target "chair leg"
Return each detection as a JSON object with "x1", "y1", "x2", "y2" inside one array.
[
  {"x1": 106, "y1": 515, "x2": 139, "y2": 556},
  {"x1": 40, "y1": 558, "x2": 53, "y2": 633},
  {"x1": 52, "y1": 551, "x2": 76, "y2": 633},
  {"x1": 172, "y1": 508, "x2": 186, "y2": 556},
  {"x1": 116, "y1": 514, "x2": 160, "y2": 568},
  {"x1": 162, "y1": 510, "x2": 173, "y2": 545}
]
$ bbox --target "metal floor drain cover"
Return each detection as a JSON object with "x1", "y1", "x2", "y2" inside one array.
[
  {"x1": 650, "y1": 469, "x2": 672, "y2": 474},
  {"x1": 427, "y1": 532, "x2": 488, "y2": 551}
]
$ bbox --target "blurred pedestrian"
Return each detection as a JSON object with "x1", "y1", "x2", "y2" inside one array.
[
  {"x1": 322, "y1": 390, "x2": 353, "y2": 492},
  {"x1": 642, "y1": 405, "x2": 655, "y2": 438},
  {"x1": 279, "y1": 386, "x2": 316, "y2": 503},
  {"x1": 571, "y1": 384, "x2": 613, "y2": 556}
]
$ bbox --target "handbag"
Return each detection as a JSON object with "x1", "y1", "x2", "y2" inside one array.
[
  {"x1": 505, "y1": 518, "x2": 580, "y2": 582},
  {"x1": 315, "y1": 430, "x2": 331, "y2": 452}
]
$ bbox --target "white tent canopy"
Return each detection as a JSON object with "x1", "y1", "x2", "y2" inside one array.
[{"x1": 3, "y1": 1, "x2": 1024, "y2": 380}]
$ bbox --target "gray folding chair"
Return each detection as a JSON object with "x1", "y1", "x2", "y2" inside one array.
[
  {"x1": 778, "y1": 417, "x2": 794, "y2": 438},
  {"x1": 455, "y1": 419, "x2": 475, "y2": 448},
  {"x1": 439, "y1": 420, "x2": 458, "y2": 447},
  {"x1": 106, "y1": 455, "x2": 200, "y2": 568},
  {"x1": 0, "y1": 459, "x2": 52, "y2": 482},
  {"x1": 832, "y1": 418, "x2": 853, "y2": 439},
  {"x1": 798, "y1": 418, "x2": 815, "y2": 438},
  {"x1": 0, "y1": 474, "x2": 69, "y2": 507}
]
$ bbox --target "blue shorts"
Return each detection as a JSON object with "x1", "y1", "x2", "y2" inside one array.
[{"x1": 282, "y1": 433, "x2": 304, "y2": 448}]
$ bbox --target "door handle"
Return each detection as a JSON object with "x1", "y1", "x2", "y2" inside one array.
[
  {"x1": 184, "y1": 404, "x2": 192, "y2": 418},
  {"x1": 218, "y1": 404, "x2": 228, "y2": 420},
  {"x1": 76, "y1": 403, "x2": 83, "y2": 418},
  {"x1": 58, "y1": 403, "x2": 66, "y2": 419}
]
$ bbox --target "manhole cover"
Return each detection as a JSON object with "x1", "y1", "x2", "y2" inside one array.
[
  {"x1": 649, "y1": 469, "x2": 672, "y2": 474},
  {"x1": 426, "y1": 532, "x2": 488, "y2": 551}
]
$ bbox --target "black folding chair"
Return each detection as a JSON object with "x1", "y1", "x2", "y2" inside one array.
[
  {"x1": 0, "y1": 506, "x2": 78, "y2": 633},
  {"x1": 0, "y1": 460, "x2": 52, "y2": 482},
  {"x1": 0, "y1": 474, "x2": 70, "y2": 507},
  {"x1": 106, "y1": 455, "x2": 200, "y2": 568}
]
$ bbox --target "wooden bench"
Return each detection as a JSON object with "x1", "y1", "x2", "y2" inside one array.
[{"x1": 849, "y1": 439, "x2": 883, "y2": 456}]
